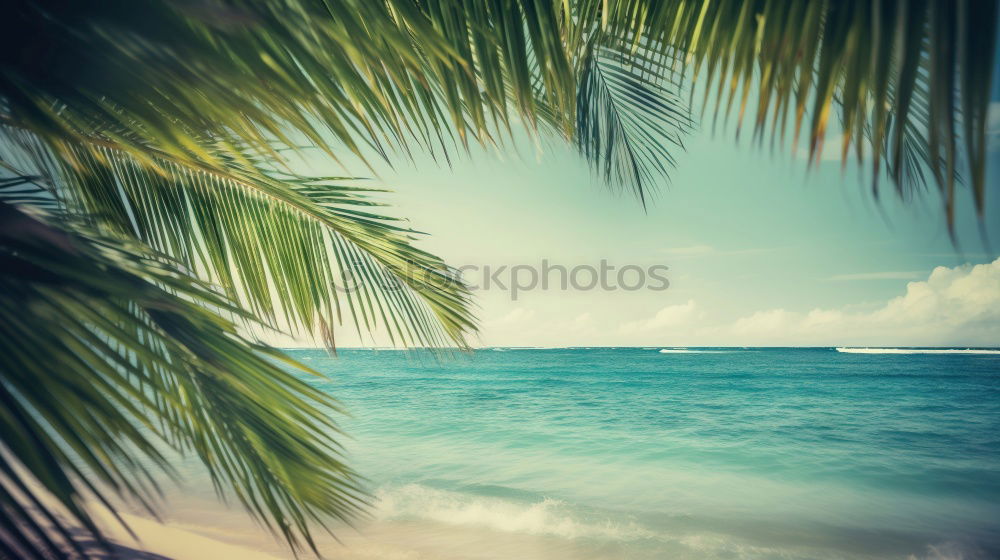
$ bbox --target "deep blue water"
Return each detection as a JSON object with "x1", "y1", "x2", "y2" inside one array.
[{"x1": 285, "y1": 347, "x2": 1000, "y2": 559}]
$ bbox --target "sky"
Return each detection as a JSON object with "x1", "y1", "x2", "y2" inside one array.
[{"x1": 274, "y1": 91, "x2": 1000, "y2": 348}]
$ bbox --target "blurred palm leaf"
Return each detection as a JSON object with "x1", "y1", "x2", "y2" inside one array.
[
  {"x1": 0, "y1": 202, "x2": 364, "y2": 558},
  {"x1": 1, "y1": 125, "x2": 474, "y2": 349},
  {"x1": 616, "y1": 0, "x2": 998, "y2": 228},
  {"x1": 577, "y1": 45, "x2": 693, "y2": 203}
]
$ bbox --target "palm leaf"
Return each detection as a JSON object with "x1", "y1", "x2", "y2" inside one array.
[
  {"x1": 576, "y1": 44, "x2": 693, "y2": 203},
  {"x1": 5, "y1": 1, "x2": 996, "y2": 220},
  {"x1": 0, "y1": 125, "x2": 475, "y2": 350},
  {"x1": 615, "y1": 0, "x2": 998, "y2": 229},
  {"x1": 0, "y1": 201, "x2": 364, "y2": 558},
  {"x1": 0, "y1": 0, "x2": 583, "y2": 172}
]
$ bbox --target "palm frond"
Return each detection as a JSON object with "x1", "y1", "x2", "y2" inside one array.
[
  {"x1": 1, "y1": 0, "x2": 452, "y2": 165},
  {"x1": 0, "y1": 201, "x2": 364, "y2": 558},
  {"x1": 0, "y1": 1, "x2": 696, "y2": 200},
  {"x1": 4, "y1": 1, "x2": 996, "y2": 222},
  {"x1": 0, "y1": 0, "x2": 582, "y2": 170},
  {"x1": 576, "y1": 45, "x2": 693, "y2": 203},
  {"x1": 0, "y1": 126, "x2": 475, "y2": 349},
  {"x1": 613, "y1": 0, "x2": 998, "y2": 229}
]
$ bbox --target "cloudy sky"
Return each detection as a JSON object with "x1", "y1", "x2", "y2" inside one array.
[{"x1": 273, "y1": 91, "x2": 1000, "y2": 348}]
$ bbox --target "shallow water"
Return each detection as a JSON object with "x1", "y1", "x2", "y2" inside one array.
[{"x1": 169, "y1": 347, "x2": 1000, "y2": 559}]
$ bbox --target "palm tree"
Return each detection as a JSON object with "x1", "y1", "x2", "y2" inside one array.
[{"x1": 1, "y1": 1, "x2": 995, "y2": 557}]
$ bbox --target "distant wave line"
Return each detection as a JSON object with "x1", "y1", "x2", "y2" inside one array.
[
  {"x1": 835, "y1": 347, "x2": 1000, "y2": 355},
  {"x1": 658, "y1": 348, "x2": 734, "y2": 354}
]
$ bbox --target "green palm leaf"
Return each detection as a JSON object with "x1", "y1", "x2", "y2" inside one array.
[
  {"x1": 1, "y1": 126, "x2": 475, "y2": 349},
  {"x1": 576, "y1": 45, "x2": 693, "y2": 203},
  {"x1": 0, "y1": 202, "x2": 364, "y2": 558},
  {"x1": 614, "y1": 0, "x2": 998, "y2": 228}
]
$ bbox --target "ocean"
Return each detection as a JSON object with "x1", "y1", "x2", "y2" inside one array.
[{"x1": 167, "y1": 347, "x2": 1000, "y2": 559}]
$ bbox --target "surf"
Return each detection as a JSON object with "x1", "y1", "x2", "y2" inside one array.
[
  {"x1": 374, "y1": 483, "x2": 655, "y2": 541},
  {"x1": 658, "y1": 348, "x2": 733, "y2": 354},
  {"x1": 835, "y1": 347, "x2": 1000, "y2": 355}
]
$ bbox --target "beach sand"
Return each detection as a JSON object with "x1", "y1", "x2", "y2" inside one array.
[
  {"x1": 88, "y1": 497, "x2": 614, "y2": 560},
  {"x1": 89, "y1": 505, "x2": 284, "y2": 560}
]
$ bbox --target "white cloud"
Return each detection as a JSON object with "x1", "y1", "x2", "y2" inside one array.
[
  {"x1": 720, "y1": 258, "x2": 1000, "y2": 346},
  {"x1": 477, "y1": 259, "x2": 999, "y2": 347},
  {"x1": 618, "y1": 300, "x2": 698, "y2": 335},
  {"x1": 731, "y1": 308, "x2": 797, "y2": 335}
]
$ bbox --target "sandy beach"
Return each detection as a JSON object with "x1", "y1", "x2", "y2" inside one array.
[
  {"x1": 90, "y1": 506, "x2": 284, "y2": 560},
  {"x1": 94, "y1": 506, "x2": 614, "y2": 560},
  {"x1": 87, "y1": 489, "x2": 625, "y2": 560}
]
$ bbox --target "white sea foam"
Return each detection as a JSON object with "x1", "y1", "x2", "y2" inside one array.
[
  {"x1": 836, "y1": 347, "x2": 1000, "y2": 355},
  {"x1": 658, "y1": 348, "x2": 731, "y2": 354},
  {"x1": 374, "y1": 484, "x2": 654, "y2": 541}
]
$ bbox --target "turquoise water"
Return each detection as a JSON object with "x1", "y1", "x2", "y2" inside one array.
[{"x1": 284, "y1": 347, "x2": 1000, "y2": 559}]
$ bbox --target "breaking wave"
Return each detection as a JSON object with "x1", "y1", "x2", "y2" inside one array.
[
  {"x1": 374, "y1": 484, "x2": 655, "y2": 541},
  {"x1": 836, "y1": 347, "x2": 1000, "y2": 355},
  {"x1": 658, "y1": 348, "x2": 734, "y2": 354}
]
